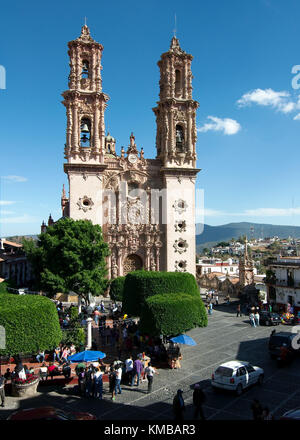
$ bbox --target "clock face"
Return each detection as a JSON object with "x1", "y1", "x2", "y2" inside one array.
[{"x1": 128, "y1": 154, "x2": 138, "y2": 164}]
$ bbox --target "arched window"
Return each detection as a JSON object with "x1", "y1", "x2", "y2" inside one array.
[
  {"x1": 80, "y1": 118, "x2": 91, "y2": 147},
  {"x1": 175, "y1": 69, "x2": 181, "y2": 94},
  {"x1": 81, "y1": 59, "x2": 89, "y2": 79},
  {"x1": 175, "y1": 125, "x2": 184, "y2": 152}
]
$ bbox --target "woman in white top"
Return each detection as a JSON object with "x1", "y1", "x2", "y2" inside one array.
[{"x1": 145, "y1": 362, "x2": 159, "y2": 393}]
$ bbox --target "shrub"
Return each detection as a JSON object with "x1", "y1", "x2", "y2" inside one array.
[
  {"x1": 122, "y1": 271, "x2": 199, "y2": 316},
  {"x1": 110, "y1": 276, "x2": 126, "y2": 301},
  {"x1": 140, "y1": 293, "x2": 208, "y2": 336},
  {"x1": 0, "y1": 293, "x2": 62, "y2": 357}
]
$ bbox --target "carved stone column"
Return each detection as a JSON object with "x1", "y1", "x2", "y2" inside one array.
[
  {"x1": 72, "y1": 102, "x2": 79, "y2": 151},
  {"x1": 94, "y1": 103, "x2": 100, "y2": 151}
]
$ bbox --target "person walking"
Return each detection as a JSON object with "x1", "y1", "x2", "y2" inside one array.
[
  {"x1": 132, "y1": 357, "x2": 143, "y2": 386},
  {"x1": 93, "y1": 308, "x2": 101, "y2": 326},
  {"x1": 93, "y1": 368, "x2": 103, "y2": 400},
  {"x1": 125, "y1": 355, "x2": 134, "y2": 386},
  {"x1": 236, "y1": 304, "x2": 242, "y2": 317},
  {"x1": 115, "y1": 363, "x2": 122, "y2": 395},
  {"x1": 0, "y1": 374, "x2": 5, "y2": 407},
  {"x1": 109, "y1": 364, "x2": 117, "y2": 401},
  {"x1": 145, "y1": 362, "x2": 159, "y2": 393},
  {"x1": 193, "y1": 383, "x2": 206, "y2": 420},
  {"x1": 215, "y1": 294, "x2": 219, "y2": 306},
  {"x1": 254, "y1": 310, "x2": 260, "y2": 327},
  {"x1": 173, "y1": 389, "x2": 185, "y2": 421},
  {"x1": 78, "y1": 367, "x2": 86, "y2": 397},
  {"x1": 208, "y1": 302, "x2": 213, "y2": 315}
]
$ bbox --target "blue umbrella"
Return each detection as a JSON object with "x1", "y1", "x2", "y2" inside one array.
[
  {"x1": 170, "y1": 334, "x2": 197, "y2": 346},
  {"x1": 68, "y1": 350, "x2": 106, "y2": 363}
]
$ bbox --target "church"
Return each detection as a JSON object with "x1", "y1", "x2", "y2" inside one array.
[{"x1": 43, "y1": 25, "x2": 200, "y2": 279}]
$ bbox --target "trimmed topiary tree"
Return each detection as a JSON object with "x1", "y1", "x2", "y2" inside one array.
[
  {"x1": 122, "y1": 271, "x2": 199, "y2": 316},
  {"x1": 0, "y1": 293, "x2": 62, "y2": 357},
  {"x1": 110, "y1": 276, "x2": 126, "y2": 302},
  {"x1": 139, "y1": 293, "x2": 207, "y2": 336}
]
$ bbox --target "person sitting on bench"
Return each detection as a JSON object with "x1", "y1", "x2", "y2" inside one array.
[
  {"x1": 39, "y1": 362, "x2": 48, "y2": 381},
  {"x1": 48, "y1": 362, "x2": 60, "y2": 379},
  {"x1": 62, "y1": 361, "x2": 71, "y2": 379}
]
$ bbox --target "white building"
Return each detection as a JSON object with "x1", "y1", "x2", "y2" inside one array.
[
  {"x1": 266, "y1": 256, "x2": 300, "y2": 311},
  {"x1": 196, "y1": 258, "x2": 240, "y2": 276}
]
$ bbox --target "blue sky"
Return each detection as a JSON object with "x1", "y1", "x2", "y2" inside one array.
[{"x1": 1, "y1": 0, "x2": 300, "y2": 237}]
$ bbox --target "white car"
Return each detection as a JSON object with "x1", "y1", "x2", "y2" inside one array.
[{"x1": 211, "y1": 361, "x2": 264, "y2": 396}]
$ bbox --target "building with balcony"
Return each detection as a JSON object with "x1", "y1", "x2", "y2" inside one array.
[{"x1": 265, "y1": 256, "x2": 300, "y2": 312}]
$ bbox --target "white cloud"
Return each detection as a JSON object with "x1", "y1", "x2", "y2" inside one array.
[
  {"x1": 237, "y1": 88, "x2": 300, "y2": 116},
  {"x1": 197, "y1": 116, "x2": 241, "y2": 135},
  {"x1": 1, "y1": 175, "x2": 28, "y2": 183},
  {"x1": 0, "y1": 201, "x2": 15, "y2": 206},
  {"x1": 243, "y1": 208, "x2": 300, "y2": 217},
  {"x1": 293, "y1": 113, "x2": 300, "y2": 120},
  {"x1": 200, "y1": 207, "x2": 300, "y2": 218},
  {"x1": 0, "y1": 210, "x2": 14, "y2": 215}
]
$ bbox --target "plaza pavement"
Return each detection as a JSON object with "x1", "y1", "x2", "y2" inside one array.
[{"x1": 1, "y1": 303, "x2": 300, "y2": 421}]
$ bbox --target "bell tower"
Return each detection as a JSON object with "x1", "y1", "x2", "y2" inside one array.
[
  {"x1": 153, "y1": 36, "x2": 199, "y2": 168},
  {"x1": 154, "y1": 37, "x2": 200, "y2": 277},
  {"x1": 62, "y1": 24, "x2": 109, "y2": 164},
  {"x1": 62, "y1": 25, "x2": 109, "y2": 225}
]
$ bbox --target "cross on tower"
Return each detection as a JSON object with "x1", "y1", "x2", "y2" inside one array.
[{"x1": 173, "y1": 13, "x2": 177, "y2": 37}]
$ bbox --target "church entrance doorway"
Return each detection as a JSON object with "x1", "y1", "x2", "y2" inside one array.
[{"x1": 123, "y1": 254, "x2": 143, "y2": 275}]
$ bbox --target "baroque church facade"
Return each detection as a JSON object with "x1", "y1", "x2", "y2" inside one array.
[{"x1": 56, "y1": 25, "x2": 199, "y2": 279}]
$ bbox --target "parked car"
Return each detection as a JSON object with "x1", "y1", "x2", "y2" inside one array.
[
  {"x1": 259, "y1": 311, "x2": 281, "y2": 326},
  {"x1": 7, "y1": 407, "x2": 97, "y2": 420},
  {"x1": 268, "y1": 331, "x2": 300, "y2": 360},
  {"x1": 280, "y1": 408, "x2": 300, "y2": 420},
  {"x1": 211, "y1": 361, "x2": 264, "y2": 396}
]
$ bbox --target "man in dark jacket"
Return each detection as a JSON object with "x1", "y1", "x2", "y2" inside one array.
[
  {"x1": 0, "y1": 374, "x2": 5, "y2": 407},
  {"x1": 193, "y1": 383, "x2": 206, "y2": 420},
  {"x1": 173, "y1": 389, "x2": 185, "y2": 421}
]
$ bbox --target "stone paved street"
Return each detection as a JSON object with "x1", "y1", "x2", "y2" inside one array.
[{"x1": 1, "y1": 303, "x2": 300, "y2": 420}]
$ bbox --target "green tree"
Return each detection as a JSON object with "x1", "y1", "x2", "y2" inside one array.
[
  {"x1": 216, "y1": 242, "x2": 230, "y2": 247},
  {"x1": 61, "y1": 306, "x2": 86, "y2": 351},
  {"x1": 23, "y1": 218, "x2": 110, "y2": 305}
]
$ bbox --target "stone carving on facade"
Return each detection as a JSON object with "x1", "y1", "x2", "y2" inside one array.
[
  {"x1": 150, "y1": 256, "x2": 156, "y2": 271},
  {"x1": 173, "y1": 238, "x2": 188, "y2": 254},
  {"x1": 175, "y1": 260, "x2": 187, "y2": 272},
  {"x1": 103, "y1": 172, "x2": 120, "y2": 190},
  {"x1": 77, "y1": 196, "x2": 94, "y2": 212},
  {"x1": 175, "y1": 220, "x2": 187, "y2": 232},
  {"x1": 111, "y1": 253, "x2": 119, "y2": 278},
  {"x1": 121, "y1": 198, "x2": 149, "y2": 225},
  {"x1": 173, "y1": 199, "x2": 188, "y2": 214}
]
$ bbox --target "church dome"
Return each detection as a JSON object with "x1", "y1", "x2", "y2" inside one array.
[{"x1": 106, "y1": 132, "x2": 115, "y2": 142}]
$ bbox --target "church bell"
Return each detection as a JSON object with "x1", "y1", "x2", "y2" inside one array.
[{"x1": 81, "y1": 123, "x2": 89, "y2": 133}]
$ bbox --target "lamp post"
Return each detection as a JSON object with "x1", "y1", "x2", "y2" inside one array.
[
  {"x1": 85, "y1": 304, "x2": 94, "y2": 350},
  {"x1": 73, "y1": 282, "x2": 82, "y2": 314}
]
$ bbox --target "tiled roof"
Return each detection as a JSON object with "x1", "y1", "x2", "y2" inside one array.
[
  {"x1": 205, "y1": 272, "x2": 225, "y2": 279},
  {"x1": 3, "y1": 240, "x2": 23, "y2": 248}
]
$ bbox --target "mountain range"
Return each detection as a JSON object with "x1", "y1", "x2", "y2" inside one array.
[{"x1": 196, "y1": 222, "x2": 300, "y2": 252}]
